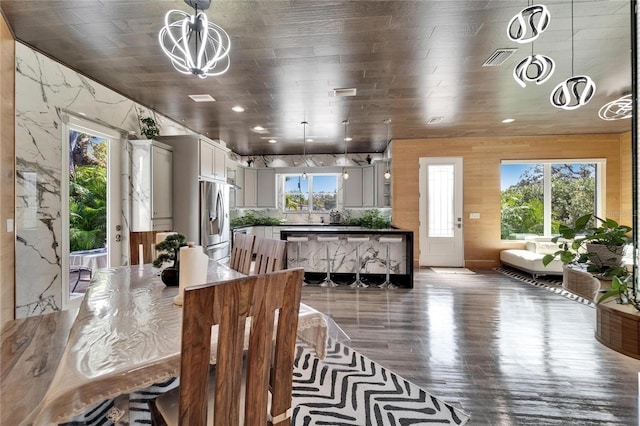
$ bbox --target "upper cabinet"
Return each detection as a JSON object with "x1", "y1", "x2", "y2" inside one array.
[
  {"x1": 343, "y1": 164, "x2": 389, "y2": 208},
  {"x1": 130, "y1": 140, "x2": 173, "y2": 232},
  {"x1": 343, "y1": 167, "x2": 364, "y2": 207},
  {"x1": 374, "y1": 161, "x2": 391, "y2": 207},
  {"x1": 236, "y1": 167, "x2": 276, "y2": 208},
  {"x1": 199, "y1": 139, "x2": 226, "y2": 181}
]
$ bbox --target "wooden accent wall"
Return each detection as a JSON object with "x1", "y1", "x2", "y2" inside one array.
[
  {"x1": 620, "y1": 131, "x2": 632, "y2": 227},
  {"x1": 392, "y1": 133, "x2": 630, "y2": 269},
  {"x1": 0, "y1": 14, "x2": 15, "y2": 327}
]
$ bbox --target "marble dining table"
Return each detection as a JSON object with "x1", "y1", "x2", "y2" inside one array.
[{"x1": 2, "y1": 261, "x2": 333, "y2": 425}]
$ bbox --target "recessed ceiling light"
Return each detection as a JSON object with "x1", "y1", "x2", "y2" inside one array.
[
  {"x1": 253, "y1": 126, "x2": 265, "y2": 131},
  {"x1": 502, "y1": 118, "x2": 516, "y2": 123},
  {"x1": 268, "y1": 139, "x2": 277, "y2": 144},
  {"x1": 188, "y1": 94, "x2": 216, "y2": 102},
  {"x1": 232, "y1": 105, "x2": 245, "y2": 112}
]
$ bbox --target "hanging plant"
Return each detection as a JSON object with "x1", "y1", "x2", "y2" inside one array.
[{"x1": 140, "y1": 116, "x2": 160, "y2": 139}]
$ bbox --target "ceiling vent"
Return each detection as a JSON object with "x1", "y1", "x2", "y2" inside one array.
[
  {"x1": 332, "y1": 88, "x2": 357, "y2": 97},
  {"x1": 482, "y1": 48, "x2": 517, "y2": 67},
  {"x1": 188, "y1": 94, "x2": 216, "y2": 102},
  {"x1": 427, "y1": 116, "x2": 444, "y2": 125}
]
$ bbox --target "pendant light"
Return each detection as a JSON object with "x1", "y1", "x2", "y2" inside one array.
[
  {"x1": 158, "y1": 0, "x2": 231, "y2": 78},
  {"x1": 342, "y1": 120, "x2": 349, "y2": 180},
  {"x1": 549, "y1": 0, "x2": 596, "y2": 110},
  {"x1": 383, "y1": 119, "x2": 391, "y2": 180},
  {"x1": 301, "y1": 121, "x2": 308, "y2": 180}
]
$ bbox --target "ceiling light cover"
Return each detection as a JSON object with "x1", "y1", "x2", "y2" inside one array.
[
  {"x1": 550, "y1": 75, "x2": 596, "y2": 110},
  {"x1": 598, "y1": 94, "x2": 632, "y2": 120},
  {"x1": 513, "y1": 54, "x2": 555, "y2": 88},
  {"x1": 333, "y1": 88, "x2": 357, "y2": 97},
  {"x1": 158, "y1": 0, "x2": 231, "y2": 79},
  {"x1": 507, "y1": 4, "x2": 551, "y2": 44}
]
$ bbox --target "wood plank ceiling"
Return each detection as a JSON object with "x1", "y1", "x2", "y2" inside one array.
[{"x1": 0, "y1": 0, "x2": 632, "y2": 155}]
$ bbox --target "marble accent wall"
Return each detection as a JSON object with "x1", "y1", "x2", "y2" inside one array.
[{"x1": 14, "y1": 43, "x2": 192, "y2": 318}]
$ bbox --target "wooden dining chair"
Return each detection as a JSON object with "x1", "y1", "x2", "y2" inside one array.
[
  {"x1": 153, "y1": 267, "x2": 304, "y2": 426},
  {"x1": 229, "y1": 233, "x2": 255, "y2": 275},
  {"x1": 253, "y1": 238, "x2": 288, "y2": 274}
]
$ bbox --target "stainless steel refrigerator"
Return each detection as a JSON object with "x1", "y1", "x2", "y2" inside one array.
[{"x1": 200, "y1": 180, "x2": 230, "y2": 260}]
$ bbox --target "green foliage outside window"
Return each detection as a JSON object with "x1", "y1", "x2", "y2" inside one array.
[
  {"x1": 501, "y1": 163, "x2": 596, "y2": 239},
  {"x1": 70, "y1": 165, "x2": 107, "y2": 251}
]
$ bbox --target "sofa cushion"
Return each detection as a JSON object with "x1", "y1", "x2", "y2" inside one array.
[{"x1": 524, "y1": 241, "x2": 559, "y2": 255}]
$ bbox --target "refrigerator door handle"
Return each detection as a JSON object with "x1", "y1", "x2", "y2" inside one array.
[{"x1": 215, "y1": 190, "x2": 225, "y2": 236}]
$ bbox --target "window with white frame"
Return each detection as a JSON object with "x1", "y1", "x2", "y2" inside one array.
[
  {"x1": 500, "y1": 160, "x2": 604, "y2": 239},
  {"x1": 283, "y1": 174, "x2": 338, "y2": 212}
]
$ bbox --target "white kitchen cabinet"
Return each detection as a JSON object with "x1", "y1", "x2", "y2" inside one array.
[
  {"x1": 343, "y1": 167, "x2": 364, "y2": 207},
  {"x1": 375, "y1": 161, "x2": 391, "y2": 207},
  {"x1": 362, "y1": 165, "x2": 375, "y2": 206},
  {"x1": 343, "y1": 166, "x2": 379, "y2": 207},
  {"x1": 256, "y1": 169, "x2": 276, "y2": 207},
  {"x1": 238, "y1": 167, "x2": 276, "y2": 208},
  {"x1": 130, "y1": 140, "x2": 173, "y2": 232},
  {"x1": 199, "y1": 139, "x2": 227, "y2": 181}
]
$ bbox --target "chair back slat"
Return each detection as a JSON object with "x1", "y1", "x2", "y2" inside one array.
[
  {"x1": 254, "y1": 238, "x2": 287, "y2": 274},
  {"x1": 179, "y1": 268, "x2": 304, "y2": 426},
  {"x1": 229, "y1": 233, "x2": 255, "y2": 275}
]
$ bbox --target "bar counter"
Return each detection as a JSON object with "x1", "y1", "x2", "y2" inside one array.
[{"x1": 280, "y1": 227, "x2": 414, "y2": 288}]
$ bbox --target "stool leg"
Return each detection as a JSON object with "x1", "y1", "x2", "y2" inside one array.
[
  {"x1": 297, "y1": 242, "x2": 309, "y2": 286},
  {"x1": 349, "y1": 243, "x2": 369, "y2": 288},
  {"x1": 378, "y1": 243, "x2": 397, "y2": 289},
  {"x1": 320, "y1": 242, "x2": 338, "y2": 287}
]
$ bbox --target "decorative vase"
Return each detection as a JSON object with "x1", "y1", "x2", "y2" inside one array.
[{"x1": 161, "y1": 266, "x2": 179, "y2": 286}]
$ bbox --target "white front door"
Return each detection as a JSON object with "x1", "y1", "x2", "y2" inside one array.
[{"x1": 419, "y1": 157, "x2": 464, "y2": 267}]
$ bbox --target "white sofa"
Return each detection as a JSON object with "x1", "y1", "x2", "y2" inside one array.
[{"x1": 500, "y1": 239, "x2": 564, "y2": 278}]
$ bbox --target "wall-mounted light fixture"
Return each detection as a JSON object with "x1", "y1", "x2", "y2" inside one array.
[{"x1": 158, "y1": 0, "x2": 230, "y2": 78}]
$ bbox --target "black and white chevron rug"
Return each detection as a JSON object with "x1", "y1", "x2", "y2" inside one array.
[
  {"x1": 63, "y1": 341, "x2": 469, "y2": 425},
  {"x1": 292, "y1": 340, "x2": 469, "y2": 425},
  {"x1": 495, "y1": 266, "x2": 595, "y2": 307}
]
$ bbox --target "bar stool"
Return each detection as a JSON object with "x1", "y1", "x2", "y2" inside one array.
[
  {"x1": 287, "y1": 236, "x2": 310, "y2": 285},
  {"x1": 378, "y1": 236, "x2": 403, "y2": 289},
  {"x1": 317, "y1": 236, "x2": 339, "y2": 287},
  {"x1": 347, "y1": 236, "x2": 370, "y2": 288}
]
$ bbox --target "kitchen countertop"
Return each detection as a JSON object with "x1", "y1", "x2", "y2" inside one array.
[{"x1": 232, "y1": 223, "x2": 403, "y2": 230}]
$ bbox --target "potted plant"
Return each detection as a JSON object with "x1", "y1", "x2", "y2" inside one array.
[
  {"x1": 140, "y1": 116, "x2": 160, "y2": 139},
  {"x1": 597, "y1": 274, "x2": 640, "y2": 310},
  {"x1": 542, "y1": 214, "x2": 632, "y2": 279},
  {"x1": 153, "y1": 233, "x2": 187, "y2": 286}
]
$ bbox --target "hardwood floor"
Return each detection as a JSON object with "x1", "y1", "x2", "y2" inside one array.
[{"x1": 300, "y1": 268, "x2": 640, "y2": 425}]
